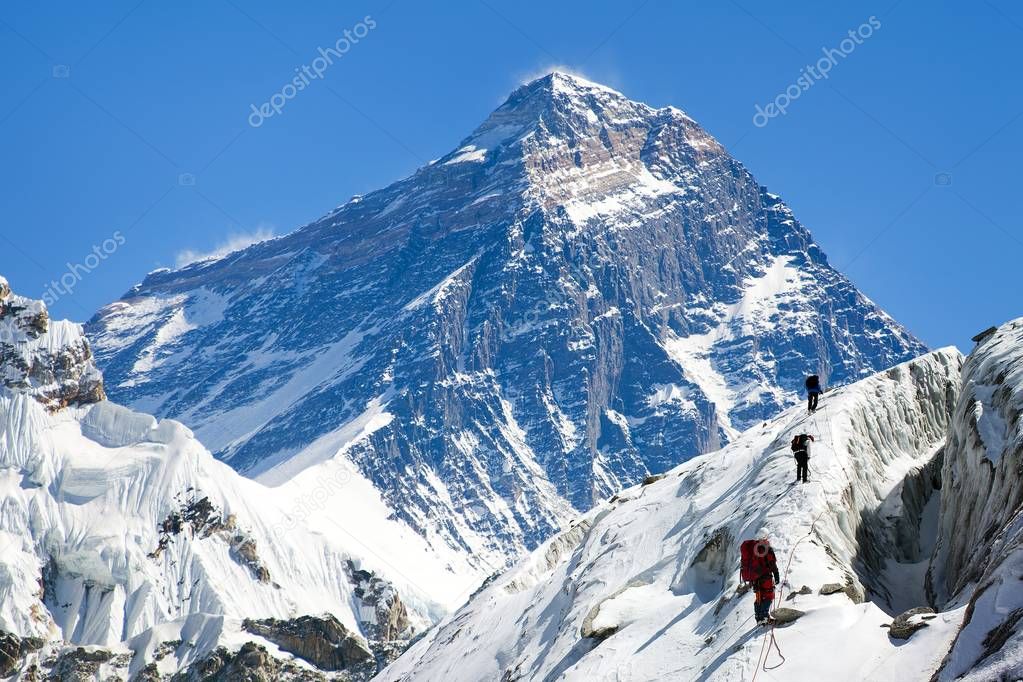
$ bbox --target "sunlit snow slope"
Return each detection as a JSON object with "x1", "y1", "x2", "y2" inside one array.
[
  {"x1": 380, "y1": 348, "x2": 965, "y2": 681},
  {"x1": 0, "y1": 278, "x2": 452, "y2": 679}
]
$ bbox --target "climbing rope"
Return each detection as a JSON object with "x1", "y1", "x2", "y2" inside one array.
[
  {"x1": 751, "y1": 395, "x2": 850, "y2": 680},
  {"x1": 698, "y1": 612, "x2": 755, "y2": 671},
  {"x1": 749, "y1": 505, "x2": 826, "y2": 681}
]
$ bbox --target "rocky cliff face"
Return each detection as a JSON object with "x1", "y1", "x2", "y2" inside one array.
[
  {"x1": 0, "y1": 275, "x2": 104, "y2": 410},
  {"x1": 87, "y1": 72, "x2": 925, "y2": 570},
  {"x1": 928, "y1": 318, "x2": 1023, "y2": 680}
]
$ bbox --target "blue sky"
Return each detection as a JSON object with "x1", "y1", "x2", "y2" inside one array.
[{"x1": 1, "y1": 1, "x2": 1019, "y2": 350}]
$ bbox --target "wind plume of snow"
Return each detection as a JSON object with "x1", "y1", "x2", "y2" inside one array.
[{"x1": 175, "y1": 226, "x2": 276, "y2": 267}]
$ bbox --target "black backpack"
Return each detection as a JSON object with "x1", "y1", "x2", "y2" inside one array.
[
  {"x1": 791, "y1": 435, "x2": 807, "y2": 452},
  {"x1": 805, "y1": 375, "x2": 820, "y2": 390}
]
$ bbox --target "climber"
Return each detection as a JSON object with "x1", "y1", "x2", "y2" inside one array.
[
  {"x1": 805, "y1": 374, "x2": 823, "y2": 412},
  {"x1": 740, "y1": 534, "x2": 780, "y2": 625},
  {"x1": 791, "y1": 433, "x2": 814, "y2": 483}
]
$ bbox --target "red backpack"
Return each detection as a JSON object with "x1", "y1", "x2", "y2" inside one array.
[{"x1": 740, "y1": 539, "x2": 770, "y2": 581}]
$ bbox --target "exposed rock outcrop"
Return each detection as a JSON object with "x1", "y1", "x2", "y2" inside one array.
[
  {"x1": 0, "y1": 631, "x2": 44, "y2": 678},
  {"x1": 171, "y1": 641, "x2": 325, "y2": 682},
  {"x1": 242, "y1": 615, "x2": 374, "y2": 673},
  {"x1": 344, "y1": 561, "x2": 411, "y2": 643},
  {"x1": 150, "y1": 493, "x2": 272, "y2": 583},
  {"x1": 0, "y1": 278, "x2": 104, "y2": 410},
  {"x1": 45, "y1": 646, "x2": 118, "y2": 681}
]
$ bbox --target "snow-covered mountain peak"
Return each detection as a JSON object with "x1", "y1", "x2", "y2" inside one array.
[
  {"x1": 498, "y1": 71, "x2": 646, "y2": 119},
  {"x1": 457, "y1": 70, "x2": 713, "y2": 181},
  {"x1": 89, "y1": 74, "x2": 925, "y2": 581}
]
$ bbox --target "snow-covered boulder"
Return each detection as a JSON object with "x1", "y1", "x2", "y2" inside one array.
[{"x1": 379, "y1": 348, "x2": 965, "y2": 681}]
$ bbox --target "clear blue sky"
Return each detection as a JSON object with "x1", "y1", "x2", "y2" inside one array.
[{"x1": 1, "y1": 1, "x2": 1019, "y2": 350}]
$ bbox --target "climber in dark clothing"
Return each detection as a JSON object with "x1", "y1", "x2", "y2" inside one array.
[
  {"x1": 741, "y1": 534, "x2": 781, "y2": 625},
  {"x1": 791, "y1": 433, "x2": 814, "y2": 483},
  {"x1": 805, "y1": 374, "x2": 823, "y2": 412}
]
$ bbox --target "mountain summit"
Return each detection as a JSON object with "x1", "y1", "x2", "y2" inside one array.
[{"x1": 87, "y1": 72, "x2": 925, "y2": 572}]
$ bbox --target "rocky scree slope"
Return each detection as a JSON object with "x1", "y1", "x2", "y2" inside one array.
[
  {"x1": 380, "y1": 349, "x2": 966, "y2": 681},
  {"x1": 87, "y1": 72, "x2": 926, "y2": 573},
  {"x1": 0, "y1": 280, "x2": 436, "y2": 680}
]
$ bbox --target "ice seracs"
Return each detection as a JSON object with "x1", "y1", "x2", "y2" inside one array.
[
  {"x1": 927, "y1": 318, "x2": 1023, "y2": 681},
  {"x1": 0, "y1": 280, "x2": 444, "y2": 679}
]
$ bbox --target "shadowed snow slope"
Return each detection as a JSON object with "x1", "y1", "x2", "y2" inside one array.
[
  {"x1": 0, "y1": 282, "x2": 451, "y2": 679},
  {"x1": 379, "y1": 348, "x2": 964, "y2": 681},
  {"x1": 928, "y1": 318, "x2": 1023, "y2": 681}
]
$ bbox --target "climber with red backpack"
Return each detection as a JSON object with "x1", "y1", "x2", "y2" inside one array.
[
  {"x1": 791, "y1": 433, "x2": 814, "y2": 484},
  {"x1": 740, "y1": 533, "x2": 781, "y2": 625}
]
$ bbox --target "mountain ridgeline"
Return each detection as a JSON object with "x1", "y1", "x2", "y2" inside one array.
[{"x1": 87, "y1": 72, "x2": 925, "y2": 569}]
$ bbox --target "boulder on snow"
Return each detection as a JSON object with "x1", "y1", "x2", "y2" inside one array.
[
  {"x1": 886, "y1": 607, "x2": 935, "y2": 640},
  {"x1": 819, "y1": 582, "x2": 864, "y2": 603},
  {"x1": 580, "y1": 583, "x2": 654, "y2": 641},
  {"x1": 581, "y1": 604, "x2": 619, "y2": 641},
  {"x1": 642, "y1": 473, "x2": 667, "y2": 486},
  {"x1": 771, "y1": 608, "x2": 805, "y2": 624},
  {"x1": 786, "y1": 585, "x2": 812, "y2": 600}
]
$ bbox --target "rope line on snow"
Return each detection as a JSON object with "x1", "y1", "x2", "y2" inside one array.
[
  {"x1": 698, "y1": 612, "x2": 755, "y2": 671},
  {"x1": 751, "y1": 394, "x2": 848, "y2": 680},
  {"x1": 702, "y1": 393, "x2": 851, "y2": 679}
]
